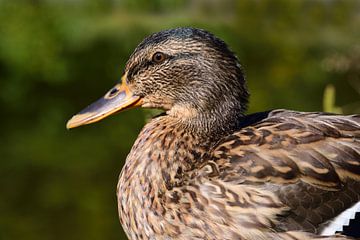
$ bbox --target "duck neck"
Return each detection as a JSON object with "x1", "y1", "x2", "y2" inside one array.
[
  {"x1": 117, "y1": 115, "x2": 210, "y2": 238},
  {"x1": 119, "y1": 115, "x2": 211, "y2": 191},
  {"x1": 168, "y1": 101, "x2": 245, "y2": 142}
]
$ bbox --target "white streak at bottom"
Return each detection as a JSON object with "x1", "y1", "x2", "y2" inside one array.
[{"x1": 321, "y1": 201, "x2": 360, "y2": 236}]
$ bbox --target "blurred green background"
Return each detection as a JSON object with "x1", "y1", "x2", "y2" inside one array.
[{"x1": 0, "y1": 0, "x2": 359, "y2": 239}]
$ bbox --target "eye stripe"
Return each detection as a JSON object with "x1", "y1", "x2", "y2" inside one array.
[
  {"x1": 127, "y1": 60, "x2": 153, "y2": 81},
  {"x1": 126, "y1": 52, "x2": 197, "y2": 81}
]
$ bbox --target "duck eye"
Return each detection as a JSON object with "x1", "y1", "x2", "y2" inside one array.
[{"x1": 152, "y1": 52, "x2": 166, "y2": 63}]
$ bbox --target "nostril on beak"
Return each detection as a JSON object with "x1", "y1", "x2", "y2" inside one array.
[{"x1": 108, "y1": 88, "x2": 119, "y2": 97}]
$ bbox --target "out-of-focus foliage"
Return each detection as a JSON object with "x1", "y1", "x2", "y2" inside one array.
[
  {"x1": 323, "y1": 84, "x2": 342, "y2": 114},
  {"x1": 0, "y1": 0, "x2": 359, "y2": 239}
]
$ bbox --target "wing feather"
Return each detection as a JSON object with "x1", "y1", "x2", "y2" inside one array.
[
  {"x1": 213, "y1": 110, "x2": 360, "y2": 189},
  {"x1": 207, "y1": 110, "x2": 360, "y2": 232}
]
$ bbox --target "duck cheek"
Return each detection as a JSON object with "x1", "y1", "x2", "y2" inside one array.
[{"x1": 141, "y1": 95, "x2": 174, "y2": 110}]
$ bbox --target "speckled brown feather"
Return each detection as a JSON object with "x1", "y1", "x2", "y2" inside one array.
[
  {"x1": 117, "y1": 110, "x2": 359, "y2": 240},
  {"x1": 112, "y1": 28, "x2": 360, "y2": 240},
  {"x1": 211, "y1": 110, "x2": 360, "y2": 234}
]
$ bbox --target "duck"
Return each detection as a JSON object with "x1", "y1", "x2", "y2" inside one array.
[{"x1": 67, "y1": 27, "x2": 360, "y2": 240}]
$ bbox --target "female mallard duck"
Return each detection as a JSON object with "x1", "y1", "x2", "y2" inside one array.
[{"x1": 67, "y1": 28, "x2": 360, "y2": 240}]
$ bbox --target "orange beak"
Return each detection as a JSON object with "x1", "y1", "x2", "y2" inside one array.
[{"x1": 66, "y1": 76, "x2": 142, "y2": 129}]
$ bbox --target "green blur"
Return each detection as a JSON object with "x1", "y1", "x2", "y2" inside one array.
[{"x1": 0, "y1": 1, "x2": 359, "y2": 239}]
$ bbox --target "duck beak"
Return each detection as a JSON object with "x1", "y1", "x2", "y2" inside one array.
[{"x1": 66, "y1": 76, "x2": 142, "y2": 129}]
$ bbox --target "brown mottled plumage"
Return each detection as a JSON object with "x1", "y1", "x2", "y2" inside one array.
[{"x1": 67, "y1": 28, "x2": 360, "y2": 240}]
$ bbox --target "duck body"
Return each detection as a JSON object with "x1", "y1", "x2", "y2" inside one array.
[
  {"x1": 117, "y1": 110, "x2": 360, "y2": 240},
  {"x1": 66, "y1": 27, "x2": 360, "y2": 239}
]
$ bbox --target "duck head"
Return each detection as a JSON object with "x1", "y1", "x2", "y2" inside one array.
[{"x1": 67, "y1": 27, "x2": 249, "y2": 135}]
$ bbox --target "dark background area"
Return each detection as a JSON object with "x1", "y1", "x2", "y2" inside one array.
[{"x1": 0, "y1": 0, "x2": 359, "y2": 239}]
